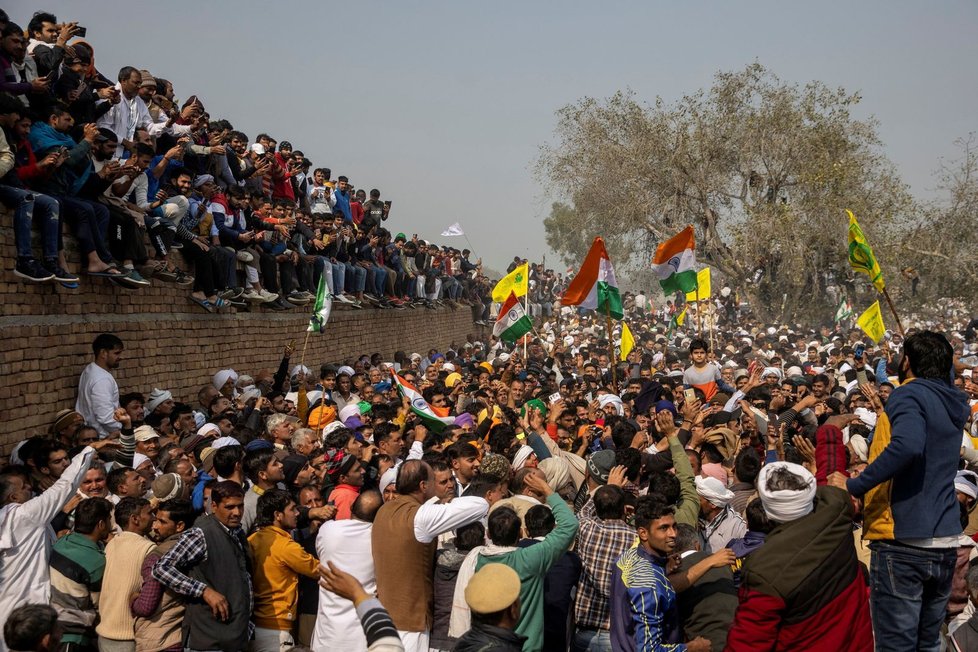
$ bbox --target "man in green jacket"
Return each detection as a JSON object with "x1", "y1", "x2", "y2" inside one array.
[{"x1": 473, "y1": 469, "x2": 579, "y2": 652}]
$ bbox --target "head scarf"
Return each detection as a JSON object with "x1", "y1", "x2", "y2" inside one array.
[
  {"x1": 756, "y1": 461, "x2": 817, "y2": 523},
  {"x1": 213, "y1": 369, "x2": 238, "y2": 390},
  {"x1": 145, "y1": 389, "x2": 172, "y2": 414},
  {"x1": 597, "y1": 394, "x2": 624, "y2": 416},
  {"x1": 512, "y1": 445, "x2": 535, "y2": 470},
  {"x1": 695, "y1": 476, "x2": 734, "y2": 507},
  {"x1": 539, "y1": 457, "x2": 571, "y2": 492}
]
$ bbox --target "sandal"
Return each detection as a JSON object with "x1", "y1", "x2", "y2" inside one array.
[
  {"x1": 212, "y1": 297, "x2": 229, "y2": 309},
  {"x1": 86, "y1": 263, "x2": 124, "y2": 278},
  {"x1": 189, "y1": 296, "x2": 214, "y2": 313}
]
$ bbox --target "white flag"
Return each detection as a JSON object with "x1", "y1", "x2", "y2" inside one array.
[{"x1": 441, "y1": 222, "x2": 464, "y2": 237}]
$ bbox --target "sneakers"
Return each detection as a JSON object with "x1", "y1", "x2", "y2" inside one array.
[
  {"x1": 121, "y1": 267, "x2": 151, "y2": 286},
  {"x1": 242, "y1": 289, "x2": 265, "y2": 303},
  {"x1": 287, "y1": 291, "x2": 310, "y2": 305},
  {"x1": 268, "y1": 298, "x2": 292, "y2": 311},
  {"x1": 43, "y1": 260, "x2": 80, "y2": 285},
  {"x1": 334, "y1": 293, "x2": 354, "y2": 304},
  {"x1": 219, "y1": 287, "x2": 245, "y2": 300},
  {"x1": 258, "y1": 289, "x2": 279, "y2": 303},
  {"x1": 15, "y1": 258, "x2": 55, "y2": 283}
]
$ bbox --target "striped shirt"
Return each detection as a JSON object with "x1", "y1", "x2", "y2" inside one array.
[{"x1": 50, "y1": 532, "x2": 105, "y2": 645}]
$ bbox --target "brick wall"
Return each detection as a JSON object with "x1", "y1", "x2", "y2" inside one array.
[{"x1": 0, "y1": 218, "x2": 485, "y2": 459}]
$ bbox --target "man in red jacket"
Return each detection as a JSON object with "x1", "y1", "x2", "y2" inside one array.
[{"x1": 725, "y1": 461, "x2": 872, "y2": 651}]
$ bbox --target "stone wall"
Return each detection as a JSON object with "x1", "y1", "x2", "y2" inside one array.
[{"x1": 0, "y1": 220, "x2": 483, "y2": 459}]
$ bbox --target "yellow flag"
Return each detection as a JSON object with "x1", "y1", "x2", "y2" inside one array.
[
  {"x1": 856, "y1": 301, "x2": 886, "y2": 343},
  {"x1": 492, "y1": 263, "x2": 529, "y2": 303},
  {"x1": 685, "y1": 268, "x2": 712, "y2": 301},
  {"x1": 676, "y1": 307, "x2": 687, "y2": 326},
  {"x1": 619, "y1": 322, "x2": 635, "y2": 361},
  {"x1": 847, "y1": 210, "x2": 885, "y2": 292}
]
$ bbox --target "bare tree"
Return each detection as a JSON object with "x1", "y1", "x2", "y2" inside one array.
[{"x1": 537, "y1": 63, "x2": 914, "y2": 321}]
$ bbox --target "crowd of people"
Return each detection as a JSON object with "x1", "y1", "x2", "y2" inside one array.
[
  {"x1": 0, "y1": 8, "x2": 497, "y2": 316},
  {"x1": 2, "y1": 288, "x2": 978, "y2": 652},
  {"x1": 5, "y1": 7, "x2": 978, "y2": 652}
]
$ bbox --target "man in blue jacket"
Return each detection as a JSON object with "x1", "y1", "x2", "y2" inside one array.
[{"x1": 830, "y1": 330, "x2": 970, "y2": 652}]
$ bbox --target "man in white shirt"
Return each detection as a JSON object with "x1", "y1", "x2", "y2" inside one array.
[
  {"x1": 0, "y1": 446, "x2": 96, "y2": 652},
  {"x1": 96, "y1": 67, "x2": 189, "y2": 158},
  {"x1": 372, "y1": 460, "x2": 489, "y2": 652},
  {"x1": 75, "y1": 334, "x2": 124, "y2": 439},
  {"x1": 313, "y1": 490, "x2": 384, "y2": 651}
]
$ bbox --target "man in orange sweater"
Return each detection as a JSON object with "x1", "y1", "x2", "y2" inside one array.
[{"x1": 248, "y1": 488, "x2": 321, "y2": 652}]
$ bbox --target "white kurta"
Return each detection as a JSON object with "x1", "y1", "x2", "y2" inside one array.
[
  {"x1": 313, "y1": 519, "x2": 376, "y2": 651},
  {"x1": 0, "y1": 447, "x2": 94, "y2": 652}
]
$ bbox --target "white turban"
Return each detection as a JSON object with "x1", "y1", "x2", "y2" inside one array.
[
  {"x1": 211, "y1": 436, "x2": 240, "y2": 449},
  {"x1": 848, "y1": 434, "x2": 869, "y2": 463},
  {"x1": 338, "y1": 404, "x2": 361, "y2": 424},
  {"x1": 756, "y1": 461, "x2": 817, "y2": 523},
  {"x1": 320, "y1": 421, "x2": 346, "y2": 442},
  {"x1": 539, "y1": 457, "x2": 571, "y2": 493},
  {"x1": 761, "y1": 367, "x2": 783, "y2": 381},
  {"x1": 290, "y1": 364, "x2": 310, "y2": 380},
  {"x1": 145, "y1": 388, "x2": 172, "y2": 415},
  {"x1": 379, "y1": 464, "x2": 399, "y2": 497},
  {"x1": 512, "y1": 445, "x2": 535, "y2": 470},
  {"x1": 337, "y1": 365, "x2": 355, "y2": 377},
  {"x1": 694, "y1": 476, "x2": 734, "y2": 507},
  {"x1": 213, "y1": 369, "x2": 238, "y2": 390},
  {"x1": 132, "y1": 453, "x2": 153, "y2": 471},
  {"x1": 197, "y1": 423, "x2": 221, "y2": 438},
  {"x1": 597, "y1": 394, "x2": 624, "y2": 416}
]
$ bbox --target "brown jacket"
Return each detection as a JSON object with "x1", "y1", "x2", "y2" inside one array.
[{"x1": 372, "y1": 494, "x2": 436, "y2": 632}]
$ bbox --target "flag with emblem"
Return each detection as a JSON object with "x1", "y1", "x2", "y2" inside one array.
[
  {"x1": 652, "y1": 226, "x2": 698, "y2": 295},
  {"x1": 834, "y1": 297, "x2": 853, "y2": 323},
  {"x1": 561, "y1": 237, "x2": 623, "y2": 319},
  {"x1": 492, "y1": 263, "x2": 529, "y2": 303},
  {"x1": 307, "y1": 272, "x2": 332, "y2": 333},
  {"x1": 493, "y1": 291, "x2": 532, "y2": 342},
  {"x1": 847, "y1": 210, "x2": 885, "y2": 292},
  {"x1": 391, "y1": 372, "x2": 455, "y2": 431}
]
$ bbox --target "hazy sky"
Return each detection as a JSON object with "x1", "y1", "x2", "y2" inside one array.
[{"x1": 27, "y1": 1, "x2": 978, "y2": 271}]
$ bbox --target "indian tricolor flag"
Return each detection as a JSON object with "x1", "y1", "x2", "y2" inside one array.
[
  {"x1": 392, "y1": 372, "x2": 455, "y2": 432},
  {"x1": 493, "y1": 292, "x2": 532, "y2": 342},
  {"x1": 562, "y1": 237, "x2": 623, "y2": 319},
  {"x1": 652, "y1": 226, "x2": 698, "y2": 295}
]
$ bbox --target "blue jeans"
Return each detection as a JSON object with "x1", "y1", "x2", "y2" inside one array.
[
  {"x1": 869, "y1": 540, "x2": 956, "y2": 652},
  {"x1": 571, "y1": 628, "x2": 611, "y2": 652},
  {"x1": 343, "y1": 262, "x2": 366, "y2": 293},
  {"x1": 0, "y1": 185, "x2": 61, "y2": 259},
  {"x1": 369, "y1": 263, "x2": 386, "y2": 295},
  {"x1": 330, "y1": 259, "x2": 345, "y2": 294}
]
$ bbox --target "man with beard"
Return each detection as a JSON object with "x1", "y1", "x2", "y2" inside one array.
[
  {"x1": 76, "y1": 334, "x2": 124, "y2": 440},
  {"x1": 132, "y1": 499, "x2": 196, "y2": 652}
]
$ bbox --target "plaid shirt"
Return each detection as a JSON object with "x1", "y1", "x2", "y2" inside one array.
[
  {"x1": 151, "y1": 522, "x2": 254, "y2": 626},
  {"x1": 574, "y1": 497, "x2": 636, "y2": 630}
]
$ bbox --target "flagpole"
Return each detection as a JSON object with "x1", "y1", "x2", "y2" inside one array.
[
  {"x1": 299, "y1": 329, "x2": 311, "y2": 371},
  {"x1": 880, "y1": 288, "x2": 906, "y2": 337},
  {"x1": 606, "y1": 306, "x2": 618, "y2": 389},
  {"x1": 523, "y1": 290, "x2": 529, "y2": 361},
  {"x1": 695, "y1": 285, "x2": 703, "y2": 338}
]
